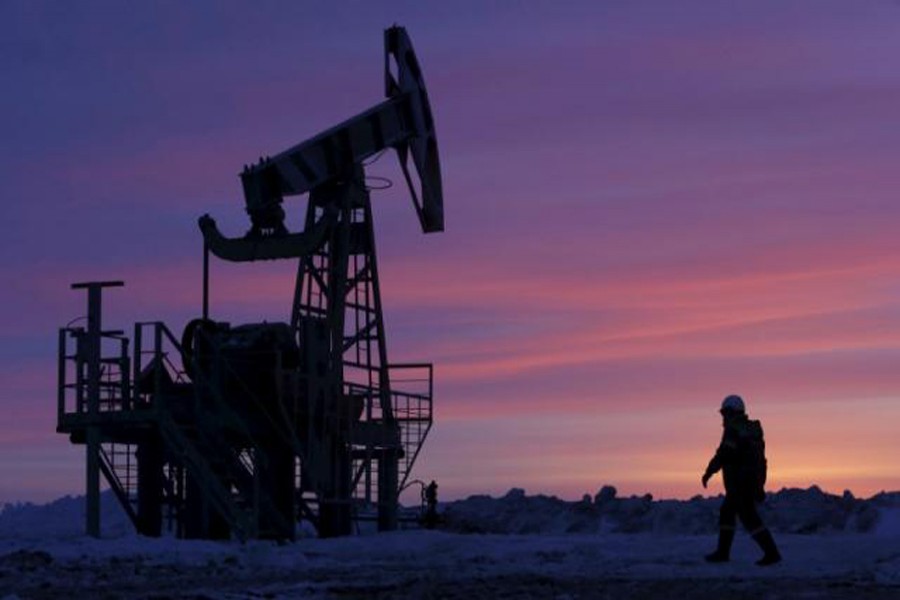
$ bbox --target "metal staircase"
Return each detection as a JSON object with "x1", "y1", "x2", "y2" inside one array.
[
  {"x1": 389, "y1": 364, "x2": 434, "y2": 490},
  {"x1": 98, "y1": 443, "x2": 139, "y2": 525},
  {"x1": 156, "y1": 413, "x2": 258, "y2": 540}
]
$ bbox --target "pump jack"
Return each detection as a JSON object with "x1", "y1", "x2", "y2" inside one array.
[{"x1": 57, "y1": 26, "x2": 441, "y2": 540}]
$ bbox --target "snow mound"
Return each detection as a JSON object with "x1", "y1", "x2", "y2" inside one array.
[
  {"x1": 0, "y1": 492, "x2": 132, "y2": 541},
  {"x1": 2, "y1": 485, "x2": 898, "y2": 541},
  {"x1": 440, "y1": 486, "x2": 900, "y2": 536}
]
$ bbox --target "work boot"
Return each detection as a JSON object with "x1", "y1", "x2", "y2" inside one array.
[
  {"x1": 752, "y1": 528, "x2": 782, "y2": 566},
  {"x1": 704, "y1": 527, "x2": 735, "y2": 563}
]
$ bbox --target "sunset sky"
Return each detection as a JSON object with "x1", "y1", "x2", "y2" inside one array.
[{"x1": 3, "y1": 1, "x2": 900, "y2": 505}]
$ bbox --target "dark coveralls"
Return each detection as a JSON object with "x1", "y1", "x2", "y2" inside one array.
[{"x1": 704, "y1": 414, "x2": 766, "y2": 536}]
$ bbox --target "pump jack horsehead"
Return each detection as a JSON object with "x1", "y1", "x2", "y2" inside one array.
[{"x1": 57, "y1": 26, "x2": 441, "y2": 541}]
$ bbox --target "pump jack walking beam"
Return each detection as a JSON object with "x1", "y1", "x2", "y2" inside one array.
[{"x1": 200, "y1": 26, "x2": 443, "y2": 263}]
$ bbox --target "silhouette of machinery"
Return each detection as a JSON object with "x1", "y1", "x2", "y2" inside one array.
[{"x1": 56, "y1": 26, "x2": 440, "y2": 540}]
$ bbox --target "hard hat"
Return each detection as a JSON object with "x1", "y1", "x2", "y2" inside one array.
[{"x1": 720, "y1": 394, "x2": 745, "y2": 414}]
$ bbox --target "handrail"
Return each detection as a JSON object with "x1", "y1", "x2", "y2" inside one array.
[{"x1": 58, "y1": 326, "x2": 133, "y2": 418}]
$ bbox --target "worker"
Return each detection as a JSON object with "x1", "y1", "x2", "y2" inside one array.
[
  {"x1": 423, "y1": 480, "x2": 439, "y2": 529},
  {"x1": 701, "y1": 394, "x2": 781, "y2": 566}
]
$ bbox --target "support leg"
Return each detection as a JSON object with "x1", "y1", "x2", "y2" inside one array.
[{"x1": 86, "y1": 428, "x2": 101, "y2": 538}]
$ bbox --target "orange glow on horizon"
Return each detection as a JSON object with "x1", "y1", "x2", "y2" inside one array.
[{"x1": 423, "y1": 397, "x2": 900, "y2": 501}]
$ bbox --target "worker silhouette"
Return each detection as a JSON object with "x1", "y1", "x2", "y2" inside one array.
[
  {"x1": 702, "y1": 395, "x2": 781, "y2": 566},
  {"x1": 423, "y1": 480, "x2": 439, "y2": 529}
]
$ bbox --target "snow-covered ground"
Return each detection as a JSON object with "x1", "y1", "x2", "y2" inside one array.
[{"x1": 1, "y1": 487, "x2": 899, "y2": 599}]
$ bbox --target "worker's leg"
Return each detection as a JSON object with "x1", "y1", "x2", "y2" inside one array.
[
  {"x1": 738, "y1": 496, "x2": 781, "y2": 566},
  {"x1": 705, "y1": 496, "x2": 737, "y2": 562}
]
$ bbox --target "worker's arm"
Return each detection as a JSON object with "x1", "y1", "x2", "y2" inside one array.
[{"x1": 702, "y1": 428, "x2": 738, "y2": 487}]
